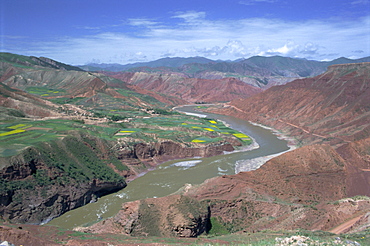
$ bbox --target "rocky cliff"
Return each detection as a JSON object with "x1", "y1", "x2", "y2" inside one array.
[
  {"x1": 76, "y1": 195, "x2": 210, "y2": 237},
  {"x1": 114, "y1": 140, "x2": 235, "y2": 180},
  {"x1": 0, "y1": 134, "x2": 127, "y2": 224}
]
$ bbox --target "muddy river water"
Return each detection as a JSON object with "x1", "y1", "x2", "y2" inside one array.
[{"x1": 48, "y1": 105, "x2": 290, "y2": 229}]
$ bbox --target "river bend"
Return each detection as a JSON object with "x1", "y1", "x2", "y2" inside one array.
[{"x1": 48, "y1": 105, "x2": 289, "y2": 229}]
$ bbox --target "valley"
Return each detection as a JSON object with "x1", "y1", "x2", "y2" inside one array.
[
  {"x1": 47, "y1": 105, "x2": 290, "y2": 230},
  {"x1": 0, "y1": 52, "x2": 370, "y2": 245}
]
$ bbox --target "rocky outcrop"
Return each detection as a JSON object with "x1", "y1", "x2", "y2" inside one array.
[
  {"x1": 134, "y1": 141, "x2": 234, "y2": 162},
  {"x1": 0, "y1": 135, "x2": 127, "y2": 224},
  {"x1": 76, "y1": 195, "x2": 210, "y2": 237},
  {"x1": 0, "y1": 177, "x2": 125, "y2": 225},
  {"x1": 0, "y1": 225, "x2": 59, "y2": 246},
  {"x1": 114, "y1": 140, "x2": 235, "y2": 179}
]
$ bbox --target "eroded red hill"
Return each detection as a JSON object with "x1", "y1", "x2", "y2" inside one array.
[
  {"x1": 103, "y1": 71, "x2": 262, "y2": 103},
  {"x1": 216, "y1": 63, "x2": 370, "y2": 146}
]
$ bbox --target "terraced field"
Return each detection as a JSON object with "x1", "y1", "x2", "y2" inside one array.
[
  {"x1": 117, "y1": 114, "x2": 252, "y2": 145},
  {"x1": 0, "y1": 111, "x2": 252, "y2": 157}
]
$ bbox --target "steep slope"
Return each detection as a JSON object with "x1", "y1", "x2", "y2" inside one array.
[
  {"x1": 182, "y1": 140, "x2": 370, "y2": 233},
  {"x1": 0, "y1": 82, "x2": 59, "y2": 118},
  {"x1": 0, "y1": 52, "x2": 83, "y2": 72},
  {"x1": 0, "y1": 53, "x2": 108, "y2": 99},
  {"x1": 0, "y1": 133, "x2": 126, "y2": 224},
  {"x1": 220, "y1": 62, "x2": 370, "y2": 146},
  {"x1": 103, "y1": 71, "x2": 263, "y2": 103},
  {"x1": 2, "y1": 69, "x2": 108, "y2": 98}
]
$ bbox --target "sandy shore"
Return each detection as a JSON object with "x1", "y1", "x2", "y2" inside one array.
[{"x1": 235, "y1": 121, "x2": 298, "y2": 174}]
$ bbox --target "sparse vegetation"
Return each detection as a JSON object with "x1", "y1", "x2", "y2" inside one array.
[{"x1": 208, "y1": 217, "x2": 229, "y2": 236}]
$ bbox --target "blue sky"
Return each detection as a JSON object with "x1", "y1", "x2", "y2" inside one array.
[{"x1": 1, "y1": 0, "x2": 369, "y2": 65}]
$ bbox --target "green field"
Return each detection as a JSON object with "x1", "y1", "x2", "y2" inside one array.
[
  {"x1": 0, "y1": 112, "x2": 252, "y2": 157},
  {"x1": 25, "y1": 86, "x2": 66, "y2": 97}
]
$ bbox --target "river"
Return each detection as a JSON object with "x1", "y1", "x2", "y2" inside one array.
[{"x1": 48, "y1": 105, "x2": 290, "y2": 229}]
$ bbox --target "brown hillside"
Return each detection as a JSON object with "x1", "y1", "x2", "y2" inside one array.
[
  {"x1": 0, "y1": 82, "x2": 59, "y2": 117},
  {"x1": 216, "y1": 63, "x2": 370, "y2": 146},
  {"x1": 1, "y1": 68, "x2": 107, "y2": 98},
  {"x1": 103, "y1": 71, "x2": 262, "y2": 103}
]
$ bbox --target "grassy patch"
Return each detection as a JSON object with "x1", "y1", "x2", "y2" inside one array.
[
  {"x1": 0, "y1": 119, "x2": 120, "y2": 157},
  {"x1": 115, "y1": 115, "x2": 253, "y2": 146},
  {"x1": 0, "y1": 111, "x2": 252, "y2": 158},
  {"x1": 49, "y1": 97, "x2": 85, "y2": 104},
  {"x1": 208, "y1": 217, "x2": 229, "y2": 236},
  {"x1": 69, "y1": 231, "x2": 102, "y2": 240},
  {"x1": 25, "y1": 86, "x2": 66, "y2": 97}
]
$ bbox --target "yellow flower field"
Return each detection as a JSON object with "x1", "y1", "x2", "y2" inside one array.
[
  {"x1": 0, "y1": 124, "x2": 32, "y2": 137},
  {"x1": 191, "y1": 139, "x2": 206, "y2": 143},
  {"x1": 0, "y1": 129, "x2": 26, "y2": 137}
]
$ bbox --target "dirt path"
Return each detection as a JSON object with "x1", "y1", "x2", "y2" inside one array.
[
  {"x1": 329, "y1": 215, "x2": 363, "y2": 234},
  {"x1": 277, "y1": 119, "x2": 309, "y2": 134}
]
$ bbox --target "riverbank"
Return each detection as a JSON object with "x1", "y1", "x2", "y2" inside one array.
[
  {"x1": 235, "y1": 120, "x2": 299, "y2": 173},
  {"x1": 181, "y1": 104, "x2": 298, "y2": 174},
  {"x1": 48, "y1": 105, "x2": 290, "y2": 230}
]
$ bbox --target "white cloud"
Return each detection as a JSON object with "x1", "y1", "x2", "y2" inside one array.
[
  {"x1": 239, "y1": 0, "x2": 278, "y2": 5},
  {"x1": 172, "y1": 11, "x2": 206, "y2": 22},
  {"x1": 351, "y1": 0, "x2": 370, "y2": 4},
  {"x1": 259, "y1": 41, "x2": 321, "y2": 58},
  {"x1": 7, "y1": 12, "x2": 369, "y2": 64},
  {"x1": 128, "y1": 18, "x2": 159, "y2": 27}
]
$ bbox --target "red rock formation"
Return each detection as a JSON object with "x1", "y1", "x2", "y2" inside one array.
[
  {"x1": 214, "y1": 63, "x2": 370, "y2": 146},
  {"x1": 103, "y1": 71, "x2": 262, "y2": 103},
  {"x1": 76, "y1": 195, "x2": 209, "y2": 237}
]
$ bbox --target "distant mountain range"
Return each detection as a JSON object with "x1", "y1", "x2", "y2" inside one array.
[
  {"x1": 79, "y1": 56, "x2": 217, "y2": 72},
  {"x1": 80, "y1": 55, "x2": 370, "y2": 88},
  {"x1": 79, "y1": 55, "x2": 370, "y2": 73}
]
